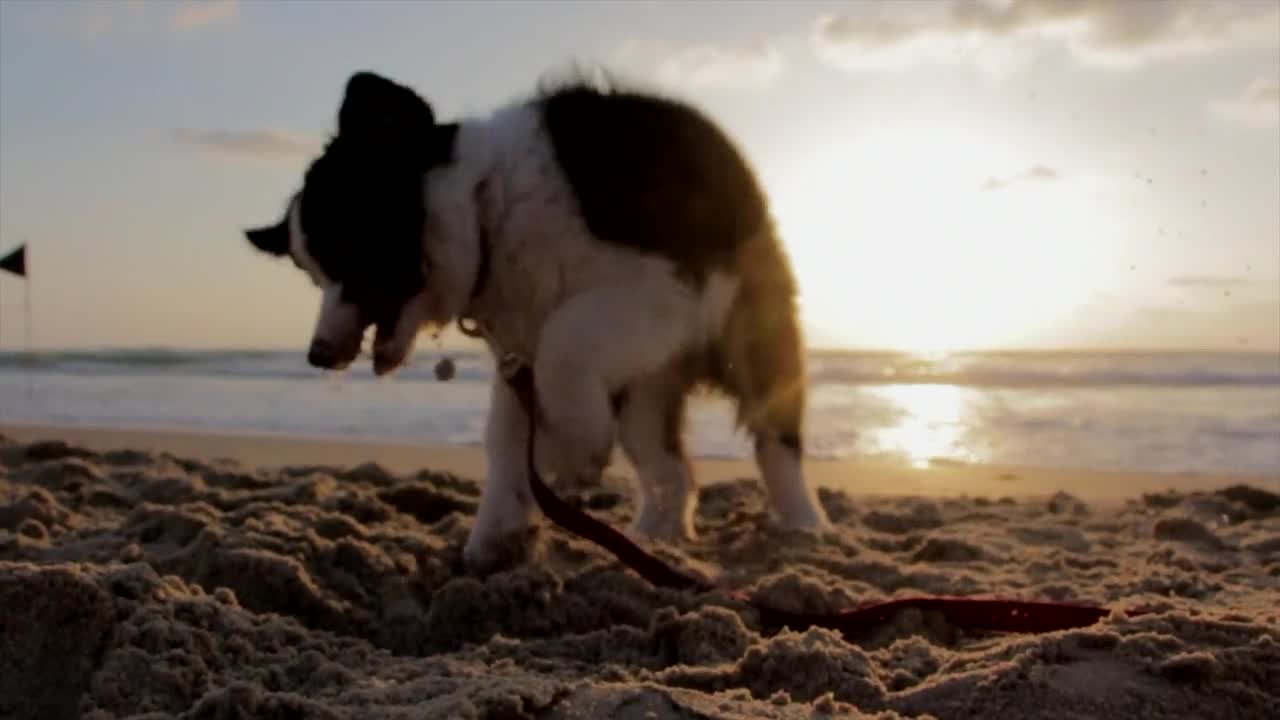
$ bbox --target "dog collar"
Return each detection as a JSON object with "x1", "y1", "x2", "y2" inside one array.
[{"x1": 457, "y1": 180, "x2": 493, "y2": 340}]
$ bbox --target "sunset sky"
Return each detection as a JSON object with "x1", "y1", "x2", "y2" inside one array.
[{"x1": 1, "y1": 0, "x2": 1277, "y2": 353}]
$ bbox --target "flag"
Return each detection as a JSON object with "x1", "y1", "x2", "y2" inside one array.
[{"x1": 0, "y1": 244, "x2": 24, "y2": 278}]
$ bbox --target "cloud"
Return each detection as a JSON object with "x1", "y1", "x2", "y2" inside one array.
[
  {"x1": 813, "y1": 0, "x2": 1279, "y2": 76},
  {"x1": 613, "y1": 39, "x2": 784, "y2": 90},
  {"x1": 40, "y1": 0, "x2": 146, "y2": 40},
  {"x1": 1137, "y1": 300, "x2": 1280, "y2": 348},
  {"x1": 1210, "y1": 76, "x2": 1280, "y2": 128},
  {"x1": 172, "y1": 129, "x2": 320, "y2": 159},
  {"x1": 170, "y1": 0, "x2": 240, "y2": 32},
  {"x1": 981, "y1": 164, "x2": 1060, "y2": 191},
  {"x1": 1071, "y1": 299, "x2": 1280, "y2": 350},
  {"x1": 1167, "y1": 275, "x2": 1248, "y2": 289},
  {"x1": 37, "y1": 0, "x2": 238, "y2": 40}
]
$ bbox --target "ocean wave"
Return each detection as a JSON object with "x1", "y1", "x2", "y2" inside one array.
[
  {"x1": 809, "y1": 365, "x2": 1280, "y2": 388},
  {"x1": 1, "y1": 349, "x2": 1277, "y2": 388},
  {"x1": 0, "y1": 349, "x2": 494, "y2": 384},
  {"x1": 806, "y1": 351, "x2": 1280, "y2": 389}
]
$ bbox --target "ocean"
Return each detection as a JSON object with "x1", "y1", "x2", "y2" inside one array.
[{"x1": 1, "y1": 348, "x2": 1277, "y2": 477}]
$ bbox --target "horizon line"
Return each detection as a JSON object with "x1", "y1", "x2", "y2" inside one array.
[{"x1": 0, "y1": 344, "x2": 1276, "y2": 357}]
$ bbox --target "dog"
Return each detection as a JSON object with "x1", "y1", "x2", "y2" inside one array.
[{"x1": 242, "y1": 71, "x2": 831, "y2": 573}]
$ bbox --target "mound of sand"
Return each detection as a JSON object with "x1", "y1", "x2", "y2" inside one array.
[{"x1": 1, "y1": 434, "x2": 1277, "y2": 719}]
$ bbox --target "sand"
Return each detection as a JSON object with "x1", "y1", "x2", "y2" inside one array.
[{"x1": 1, "y1": 428, "x2": 1278, "y2": 719}]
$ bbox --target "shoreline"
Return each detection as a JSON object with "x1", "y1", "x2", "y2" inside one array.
[{"x1": 3, "y1": 420, "x2": 1273, "y2": 501}]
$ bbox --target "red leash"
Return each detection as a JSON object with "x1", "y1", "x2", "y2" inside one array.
[{"x1": 503, "y1": 363, "x2": 1127, "y2": 641}]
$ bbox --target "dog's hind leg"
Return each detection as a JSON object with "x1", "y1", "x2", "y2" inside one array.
[
  {"x1": 722, "y1": 284, "x2": 830, "y2": 532},
  {"x1": 617, "y1": 369, "x2": 698, "y2": 542},
  {"x1": 754, "y1": 416, "x2": 829, "y2": 532}
]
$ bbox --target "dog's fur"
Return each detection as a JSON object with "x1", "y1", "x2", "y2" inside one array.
[{"x1": 244, "y1": 71, "x2": 830, "y2": 572}]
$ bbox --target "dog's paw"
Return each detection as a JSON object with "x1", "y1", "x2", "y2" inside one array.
[
  {"x1": 775, "y1": 505, "x2": 833, "y2": 539},
  {"x1": 535, "y1": 427, "x2": 611, "y2": 491},
  {"x1": 628, "y1": 510, "x2": 697, "y2": 544},
  {"x1": 461, "y1": 525, "x2": 544, "y2": 577},
  {"x1": 772, "y1": 489, "x2": 832, "y2": 531}
]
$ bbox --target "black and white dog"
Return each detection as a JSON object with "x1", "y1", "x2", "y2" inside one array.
[{"x1": 243, "y1": 71, "x2": 830, "y2": 572}]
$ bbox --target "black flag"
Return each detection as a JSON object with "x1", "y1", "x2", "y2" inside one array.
[{"x1": 0, "y1": 244, "x2": 24, "y2": 277}]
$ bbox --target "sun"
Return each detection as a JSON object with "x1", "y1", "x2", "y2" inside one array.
[{"x1": 770, "y1": 125, "x2": 1104, "y2": 353}]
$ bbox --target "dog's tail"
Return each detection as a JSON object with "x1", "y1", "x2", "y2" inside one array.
[{"x1": 717, "y1": 224, "x2": 807, "y2": 442}]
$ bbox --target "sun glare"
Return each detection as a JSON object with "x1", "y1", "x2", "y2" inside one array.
[
  {"x1": 771, "y1": 126, "x2": 1106, "y2": 353},
  {"x1": 866, "y1": 383, "x2": 981, "y2": 468}
]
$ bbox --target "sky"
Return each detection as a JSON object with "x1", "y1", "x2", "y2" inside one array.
[{"x1": 0, "y1": 0, "x2": 1277, "y2": 354}]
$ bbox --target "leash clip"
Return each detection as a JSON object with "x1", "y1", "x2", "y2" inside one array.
[
  {"x1": 498, "y1": 352, "x2": 526, "y2": 381},
  {"x1": 457, "y1": 316, "x2": 485, "y2": 339}
]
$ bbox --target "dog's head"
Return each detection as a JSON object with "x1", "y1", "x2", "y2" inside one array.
[{"x1": 244, "y1": 71, "x2": 457, "y2": 375}]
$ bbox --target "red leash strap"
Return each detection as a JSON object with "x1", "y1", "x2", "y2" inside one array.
[{"x1": 503, "y1": 363, "x2": 1123, "y2": 640}]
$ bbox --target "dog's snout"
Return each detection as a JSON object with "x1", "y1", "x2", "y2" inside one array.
[{"x1": 307, "y1": 340, "x2": 340, "y2": 369}]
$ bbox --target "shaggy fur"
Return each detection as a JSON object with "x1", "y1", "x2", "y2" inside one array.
[{"x1": 243, "y1": 71, "x2": 830, "y2": 573}]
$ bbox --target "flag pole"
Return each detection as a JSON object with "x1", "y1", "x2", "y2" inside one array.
[
  {"x1": 24, "y1": 241, "x2": 33, "y2": 402},
  {"x1": 0, "y1": 239, "x2": 33, "y2": 400},
  {"x1": 24, "y1": 240, "x2": 31, "y2": 351}
]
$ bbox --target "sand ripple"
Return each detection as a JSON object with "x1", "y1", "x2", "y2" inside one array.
[{"x1": 1, "y1": 435, "x2": 1278, "y2": 719}]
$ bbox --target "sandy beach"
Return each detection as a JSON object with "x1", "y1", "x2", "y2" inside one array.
[
  {"x1": 1, "y1": 424, "x2": 1277, "y2": 719},
  {"x1": 2, "y1": 0, "x2": 1278, "y2": 716}
]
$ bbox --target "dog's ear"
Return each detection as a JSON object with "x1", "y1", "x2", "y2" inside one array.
[
  {"x1": 244, "y1": 218, "x2": 290, "y2": 257},
  {"x1": 338, "y1": 71, "x2": 436, "y2": 146},
  {"x1": 429, "y1": 122, "x2": 459, "y2": 165}
]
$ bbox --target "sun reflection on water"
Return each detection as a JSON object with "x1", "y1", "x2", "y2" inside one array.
[{"x1": 864, "y1": 383, "x2": 982, "y2": 468}]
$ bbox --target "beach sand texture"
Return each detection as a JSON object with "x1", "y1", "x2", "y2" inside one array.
[{"x1": 2, "y1": 430, "x2": 1278, "y2": 719}]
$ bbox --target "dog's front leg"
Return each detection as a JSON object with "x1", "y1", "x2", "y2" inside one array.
[
  {"x1": 462, "y1": 372, "x2": 540, "y2": 574},
  {"x1": 531, "y1": 282, "x2": 697, "y2": 492}
]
